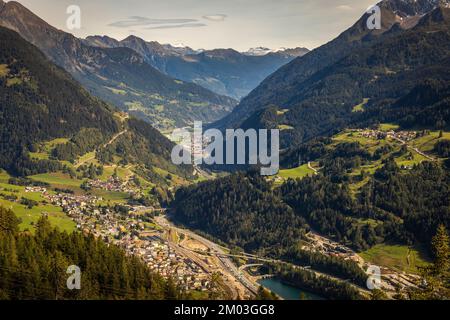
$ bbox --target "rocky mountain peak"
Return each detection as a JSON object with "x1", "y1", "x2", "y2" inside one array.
[
  {"x1": 381, "y1": 0, "x2": 450, "y2": 17},
  {"x1": 417, "y1": 5, "x2": 450, "y2": 26},
  {"x1": 83, "y1": 35, "x2": 120, "y2": 48}
]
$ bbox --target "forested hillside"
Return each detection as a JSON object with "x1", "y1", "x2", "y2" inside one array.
[
  {"x1": 0, "y1": 206, "x2": 182, "y2": 300},
  {"x1": 171, "y1": 172, "x2": 370, "y2": 287},
  {"x1": 0, "y1": 26, "x2": 192, "y2": 181},
  {"x1": 172, "y1": 130, "x2": 450, "y2": 255},
  {"x1": 213, "y1": 4, "x2": 450, "y2": 148},
  {"x1": 281, "y1": 160, "x2": 450, "y2": 250},
  {"x1": 172, "y1": 173, "x2": 308, "y2": 254},
  {"x1": 0, "y1": 27, "x2": 117, "y2": 175}
]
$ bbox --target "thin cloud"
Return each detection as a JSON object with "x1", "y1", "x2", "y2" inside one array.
[
  {"x1": 145, "y1": 23, "x2": 207, "y2": 30},
  {"x1": 336, "y1": 5, "x2": 354, "y2": 11},
  {"x1": 109, "y1": 16, "x2": 199, "y2": 28},
  {"x1": 202, "y1": 14, "x2": 227, "y2": 22}
]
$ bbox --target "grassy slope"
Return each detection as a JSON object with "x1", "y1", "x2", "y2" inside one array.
[
  {"x1": 360, "y1": 244, "x2": 430, "y2": 274},
  {"x1": 278, "y1": 164, "x2": 315, "y2": 179},
  {"x1": 410, "y1": 131, "x2": 450, "y2": 153},
  {"x1": 331, "y1": 126, "x2": 450, "y2": 194},
  {"x1": 276, "y1": 125, "x2": 447, "y2": 272},
  {"x1": 0, "y1": 170, "x2": 76, "y2": 233},
  {"x1": 351, "y1": 98, "x2": 369, "y2": 113},
  {"x1": 277, "y1": 125, "x2": 449, "y2": 188},
  {"x1": 30, "y1": 172, "x2": 84, "y2": 187}
]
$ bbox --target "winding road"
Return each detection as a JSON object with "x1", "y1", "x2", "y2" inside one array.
[
  {"x1": 308, "y1": 162, "x2": 319, "y2": 175},
  {"x1": 388, "y1": 133, "x2": 435, "y2": 161},
  {"x1": 103, "y1": 130, "x2": 128, "y2": 148},
  {"x1": 75, "y1": 130, "x2": 128, "y2": 168}
]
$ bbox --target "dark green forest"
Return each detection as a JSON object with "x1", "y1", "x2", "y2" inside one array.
[
  {"x1": 172, "y1": 173, "x2": 308, "y2": 254},
  {"x1": 171, "y1": 172, "x2": 369, "y2": 286},
  {"x1": 0, "y1": 27, "x2": 117, "y2": 175},
  {"x1": 281, "y1": 159, "x2": 450, "y2": 250},
  {"x1": 174, "y1": 157, "x2": 449, "y2": 254}
]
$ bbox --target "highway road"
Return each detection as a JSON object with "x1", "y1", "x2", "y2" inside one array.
[
  {"x1": 154, "y1": 215, "x2": 260, "y2": 296},
  {"x1": 154, "y1": 215, "x2": 373, "y2": 299}
]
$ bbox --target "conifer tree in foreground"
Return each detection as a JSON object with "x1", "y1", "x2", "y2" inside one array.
[{"x1": 409, "y1": 224, "x2": 450, "y2": 300}]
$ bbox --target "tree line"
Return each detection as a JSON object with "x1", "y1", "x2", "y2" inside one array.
[{"x1": 0, "y1": 206, "x2": 185, "y2": 300}]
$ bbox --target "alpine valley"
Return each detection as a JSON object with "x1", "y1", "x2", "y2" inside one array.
[
  {"x1": 0, "y1": 0, "x2": 449, "y2": 302},
  {"x1": 0, "y1": 0, "x2": 238, "y2": 131}
]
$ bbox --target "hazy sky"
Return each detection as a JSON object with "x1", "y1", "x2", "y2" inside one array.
[{"x1": 13, "y1": 0, "x2": 378, "y2": 50}]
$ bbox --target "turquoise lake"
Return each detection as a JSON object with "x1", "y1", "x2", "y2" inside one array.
[{"x1": 258, "y1": 278, "x2": 325, "y2": 300}]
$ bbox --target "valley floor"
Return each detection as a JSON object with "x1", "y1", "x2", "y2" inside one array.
[{"x1": 1, "y1": 123, "x2": 447, "y2": 300}]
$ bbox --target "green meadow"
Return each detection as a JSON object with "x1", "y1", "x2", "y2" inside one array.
[
  {"x1": 29, "y1": 172, "x2": 84, "y2": 187},
  {"x1": 360, "y1": 244, "x2": 430, "y2": 274},
  {"x1": 0, "y1": 198, "x2": 76, "y2": 233},
  {"x1": 278, "y1": 164, "x2": 315, "y2": 179},
  {"x1": 352, "y1": 98, "x2": 369, "y2": 113}
]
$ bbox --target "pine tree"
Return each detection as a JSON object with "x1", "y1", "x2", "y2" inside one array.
[
  {"x1": 164, "y1": 277, "x2": 179, "y2": 300},
  {"x1": 409, "y1": 225, "x2": 450, "y2": 300},
  {"x1": 431, "y1": 224, "x2": 449, "y2": 275},
  {"x1": 371, "y1": 289, "x2": 388, "y2": 300},
  {"x1": 0, "y1": 206, "x2": 20, "y2": 233},
  {"x1": 35, "y1": 215, "x2": 52, "y2": 240},
  {"x1": 49, "y1": 251, "x2": 68, "y2": 300}
]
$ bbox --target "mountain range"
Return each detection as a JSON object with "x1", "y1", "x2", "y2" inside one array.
[
  {"x1": 0, "y1": 0, "x2": 236, "y2": 131},
  {"x1": 2, "y1": 0, "x2": 448, "y2": 166},
  {"x1": 0, "y1": 25, "x2": 192, "y2": 182},
  {"x1": 1, "y1": 0, "x2": 449, "y2": 302},
  {"x1": 168, "y1": 1, "x2": 450, "y2": 300},
  {"x1": 213, "y1": 0, "x2": 450, "y2": 149},
  {"x1": 83, "y1": 35, "x2": 309, "y2": 99}
]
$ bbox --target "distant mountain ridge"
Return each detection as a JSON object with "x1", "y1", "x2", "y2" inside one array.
[
  {"x1": 242, "y1": 46, "x2": 308, "y2": 57},
  {"x1": 0, "y1": 0, "x2": 236, "y2": 130},
  {"x1": 84, "y1": 35, "x2": 309, "y2": 99},
  {"x1": 83, "y1": 35, "x2": 201, "y2": 57},
  {"x1": 211, "y1": 0, "x2": 450, "y2": 148}
]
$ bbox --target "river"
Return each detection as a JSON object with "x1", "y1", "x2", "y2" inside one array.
[{"x1": 258, "y1": 278, "x2": 325, "y2": 300}]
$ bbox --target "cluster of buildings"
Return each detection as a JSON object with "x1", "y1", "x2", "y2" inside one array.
[
  {"x1": 45, "y1": 192, "x2": 100, "y2": 214},
  {"x1": 358, "y1": 129, "x2": 389, "y2": 140},
  {"x1": 357, "y1": 129, "x2": 420, "y2": 142},
  {"x1": 41, "y1": 189, "x2": 212, "y2": 292},
  {"x1": 388, "y1": 130, "x2": 420, "y2": 142},
  {"x1": 303, "y1": 232, "x2": 364, "y2": 265},
  {"x1": 304, "y1": 232, "x2": 423, "y2": 295},
  {"x1": 87, "y1": 176, "x2": 136, "y2": 194},
  {"x1": 25, "y1": 186, "x2": 47, "y2": 193},
  {"x1": 128, "y1": 235, "x2": 211, "y2": 291}
]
